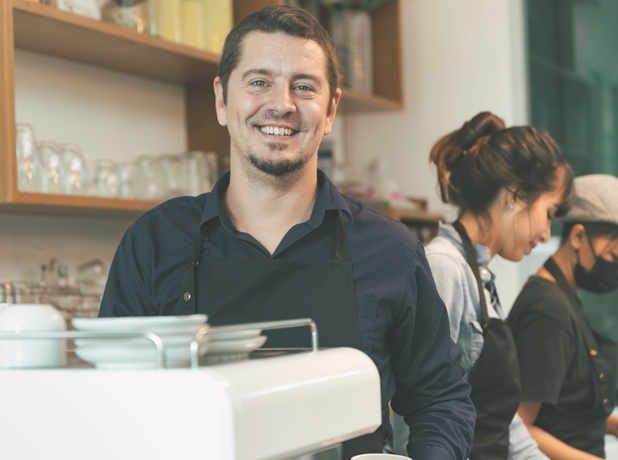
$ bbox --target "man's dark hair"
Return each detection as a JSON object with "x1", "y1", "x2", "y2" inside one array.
[{"x1": 218, "y1": 4, "x2": 339, "y2": 112}]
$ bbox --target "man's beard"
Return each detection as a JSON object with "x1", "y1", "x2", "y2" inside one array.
[{"x1": 247, "y1": 142, "x2": 311, "y2": 178}]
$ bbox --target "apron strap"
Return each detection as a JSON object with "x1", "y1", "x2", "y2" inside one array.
[
  {"x1": 543, "y1": 257, "x2": 600, "y2": 352},
  {"x1": 543, "y1": 257, "x2": 579, "y2": 305},
  {"x1": 335, "y1": 210, "x2": 352, "y2": 264},
  {"x1": 452, "y1": 221, "x2": 491, "y2": 328}
]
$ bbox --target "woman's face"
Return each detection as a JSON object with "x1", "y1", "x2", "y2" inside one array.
[{"x1": 496, "y1": 185, "x2": 565, "y2": 262}]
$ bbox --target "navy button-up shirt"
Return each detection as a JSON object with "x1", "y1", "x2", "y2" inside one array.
[{"x1": 100, "y1": 170, "x2": 475, "y2": 460}]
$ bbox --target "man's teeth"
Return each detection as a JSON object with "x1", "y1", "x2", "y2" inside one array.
[{"x1": 260, "y1": 126, "x2": 294, "y2": 136}]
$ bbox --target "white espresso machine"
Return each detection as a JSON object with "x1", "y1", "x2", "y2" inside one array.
[{"x1": 0, "y1": 320, "x2": 382, "y2": 460}]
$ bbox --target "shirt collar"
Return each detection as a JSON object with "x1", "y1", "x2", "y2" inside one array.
[
  {"x1": 437, "y1": 221, "x2": 492, "y2": 267},
  {"x1": 198, "y1": 169, "x2": 352, "y2": 239}
]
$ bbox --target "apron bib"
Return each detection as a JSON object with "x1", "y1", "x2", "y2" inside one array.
[
  {"x1": 541, "y1": 258, "x2": 617, "y2": 456},
  {"x1": 175, "y1": 210, "x2": 383, "y2": 459},
  {"x1": 452, "y1": 221, "x2": 521, "y2": 460}
]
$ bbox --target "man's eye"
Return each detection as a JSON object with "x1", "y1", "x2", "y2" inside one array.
[
  {"x1": 296, "y1": 85, "x2": 311, "y2": 91},
  {"x1": 252, "y1": 81, "x2": 267, "y2": 87}
]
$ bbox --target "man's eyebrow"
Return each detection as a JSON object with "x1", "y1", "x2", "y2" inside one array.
[
  {"x1": 241, "y1": 68, "x2": 272, "y2": 79},
  {"x1": 240, "y1": 69, "x2": 321, "y2": 83}
]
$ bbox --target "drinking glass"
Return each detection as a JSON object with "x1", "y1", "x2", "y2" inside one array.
[
  {"x1": 59, "y1": 144, "x2": 88, "y2": 195},
  {"x1": 16, "y1": 123, "x2": 42, "y2": 192},
  {"x1": 117, "y1": 162, "x2": 137, "y2": 199},
  {"x1": 157, "y1": 153, "x2": 186, "y2": 199},
  {"x1": 183, "y1": 151, "x2": 218, "y2": 196},
  {"x1": 91, "y1": 160, "x2": 119, "y2": 198},
  {"x1": 134, "y1": 154, "x2": 161, "y2": 200},
  {"x1": 38, "y1": 141, "x2": 67, "y2": 194}
]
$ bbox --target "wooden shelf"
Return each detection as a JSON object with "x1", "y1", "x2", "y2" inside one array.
[
  {"x1": 372, "y1": 207, "x2": 443, "y2": 224},
  {"x1": 0, "y1": 0, "x2": 405, "y2": 217},
  {"x1": 11, "y1": 0, "x2": 403, "y2": 110},
  {"x1": 0, "y1": 192, "x2": 161, "y2": 218},
  {"x1": 12, "y1": 0, "x2": 220, "y2": 84}
]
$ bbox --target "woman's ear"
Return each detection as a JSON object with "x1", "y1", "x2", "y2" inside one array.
[{"x1": 570, "y1": 224, "x2": 586, "y2": 250}]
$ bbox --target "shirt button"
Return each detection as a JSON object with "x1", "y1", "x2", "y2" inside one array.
[
  {"x1": 482, "y1": 269, "x2": 488, "y2": 276},
  {"x1": 604, "y1": 398, "x2": 608, "y2": 404},
  {"x1": 590, "y1": 350, "x2": 598, "y2": 356},
  {"x1": 184, "y1": 292, "x2": 192, "y2": 302},
  {"x1": 600, "y1": 373, "x2": 605, "y2": 381}
]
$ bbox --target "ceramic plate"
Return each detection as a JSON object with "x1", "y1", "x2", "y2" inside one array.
[
  {"x1": 74, "y1": 328, "x2": 208, "y2": 349},
  {"x1": 199, "y1": 352, "x2": 249, "y2": 365},
  {"x1": 205, "y1": 335, "x2": 267, "y2": 355},
  {"x1": 72, "y1": 314, "x2": 208, "y2": 332}
]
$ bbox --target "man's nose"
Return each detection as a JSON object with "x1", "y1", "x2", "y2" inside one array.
[{"x1": 266, "y1": 84, "x2": 296, "y2": 114}]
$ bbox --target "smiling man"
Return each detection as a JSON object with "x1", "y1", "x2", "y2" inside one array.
[{"x1": 99, "y1": 5, "x2": 475, "y2": 460}]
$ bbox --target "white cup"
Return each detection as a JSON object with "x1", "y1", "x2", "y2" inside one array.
[
  {"x1": 352, "y1": 455, "x2": 411, "y2": 460},
  {"x1": 0, "y1": 304, "x2": 67, "y2": 369}
]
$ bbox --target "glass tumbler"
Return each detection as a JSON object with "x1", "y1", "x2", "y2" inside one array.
[
  {"x1": 16, "y1": 123, "x2": 42, "y2": 192},
  {"x1": 134, "y1": 154, "x2": 161, "y2": 200},
  {"x1": 59, "y1": 144, "x2": 88, "y2": 195},
  {"x1": 38, "y1": 141, "x2": 67, "y2": 194},
  {"x1": 91, "y1": 160, "x2": 120, "y2": 198},
  {"x1": 117, "y1": 162, "x2": 137, "y2": 199},
  {"x1": 157, "y1": 153, "x2": 187, "y2": 199},
  {"x1": 183, "y1": 151, "x2": 218, "y2": 196}
]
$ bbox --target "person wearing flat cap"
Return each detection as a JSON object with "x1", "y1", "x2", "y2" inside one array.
[{"x1": 508, "y1": 174, "x2": 618, "y2": 460}]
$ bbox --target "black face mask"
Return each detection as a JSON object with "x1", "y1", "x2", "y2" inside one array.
[{"x1": 574, "y1": 233, "x2": 618, "y2": 294}]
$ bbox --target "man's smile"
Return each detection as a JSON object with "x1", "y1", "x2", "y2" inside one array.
[{"x1": 256, "y1": 125, "x2": 298, "y2": 137}]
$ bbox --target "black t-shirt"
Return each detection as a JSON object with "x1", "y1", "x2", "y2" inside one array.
[{"x1": 508, "y1": 276, "x2": 607, "y2": 457}]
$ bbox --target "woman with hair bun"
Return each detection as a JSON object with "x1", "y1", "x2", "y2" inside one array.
[{"x1": 393, "y1": 111, "x2": 575, "y2": 460}]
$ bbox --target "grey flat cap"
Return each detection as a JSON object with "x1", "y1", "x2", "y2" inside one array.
[{"x1": 559, "y1": 174, "x2": 618, "y2": 225}]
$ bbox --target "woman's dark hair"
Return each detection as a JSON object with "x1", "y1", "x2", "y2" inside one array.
[
  {"x1": 561, "y1": 222, "x2": 618, "y2": 243},
  {"x1": 218, "y1": 4, "x2": 339, "y2": 112},
  {"x1": 430, "y1": 111, "x2": 575, "y2": 217}
]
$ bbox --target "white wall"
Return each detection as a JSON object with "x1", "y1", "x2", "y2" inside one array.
[
  {"x1": 344, "y1": 0, "x2": 529, "y2": 311},
  {"x1": 1, "y1": 51, "x2": 187, "y2": 284}
]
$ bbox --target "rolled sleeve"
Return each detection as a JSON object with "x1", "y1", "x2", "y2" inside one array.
[
  {"x1": 426, "y1": 253, "x2": 466, "y2": 343},
  {"x1": 390, "y1": 243, "x2": 475, "y2": 460},
  {"x1": 508, "y1": 412, "x2": 548, "y2": 460}
]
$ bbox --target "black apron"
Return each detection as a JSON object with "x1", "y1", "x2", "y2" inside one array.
[
  {"x1": 452, "y1": 221, "x2": 521, "y2": 460},
  {"x1": 175, "y1": 210, "x2": 383, "y2": 459},
  {"x1": 541, "y1": 257, "x2": 617, "y2": 456}
]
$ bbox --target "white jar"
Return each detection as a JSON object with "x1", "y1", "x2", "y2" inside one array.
[{"x1": 0, "y1": 304, "x2": 67, "y2": 369}]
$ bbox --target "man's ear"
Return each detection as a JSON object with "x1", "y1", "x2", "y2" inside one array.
[
  {"x1": 323, "y1": 88, "x2": 342, "y2": 136},
  {"x1": 214, "y1": 76, "x2": 228, "y2": 127},
  {"x1": 570, "y1": 224, "x2": 586, "y2": 250}
]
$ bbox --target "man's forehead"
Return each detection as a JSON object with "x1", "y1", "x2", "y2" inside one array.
[{"x1": 235, "y1": 31, "x2": 327, "y2": 74}]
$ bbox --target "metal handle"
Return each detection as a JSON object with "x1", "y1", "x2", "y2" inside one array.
[
  {"x1": 0, "y1": 331, "x2": 167, "y2": 369},
  {"x1": 190, "y1": 318, "x2": 318, "y2": 369}
]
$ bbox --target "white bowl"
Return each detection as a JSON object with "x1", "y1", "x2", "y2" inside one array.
[
  {"x1": 206, "y1": 335, "x2": 267, "y2": 355},
  {"x1": 0, "y1": 304, "x2": 67, "y2": 369},
  {"x1": 209, "y1": 328, "x2": 263, "y2": 341},
  {"x1": 74, "y1": 341, "x2": 209, "y2": 370}
]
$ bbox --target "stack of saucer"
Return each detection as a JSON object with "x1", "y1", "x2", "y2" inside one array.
[
  {"x1": 72, "y1": 314, "x2": 209, "y2": 370},
  {"x1": 200, "y1": 327, "x2": 267, "y2": 364}
]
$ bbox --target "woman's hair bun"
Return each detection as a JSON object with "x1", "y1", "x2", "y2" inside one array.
[
  {"x1": 429, "y1": 110, "x2": 574, "y2": 217},
  {"x1": 457, "y1": 111, "x2": 506, "y2": 150}
]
